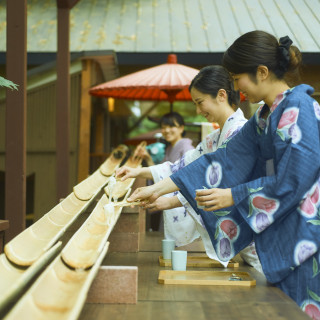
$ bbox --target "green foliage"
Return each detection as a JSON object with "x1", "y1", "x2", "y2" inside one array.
[
  {"x1": 127, "y1": 100, "x2": 206, "y2": 138},
  {"x1": 0, "y1": 76, "x2": 18, "y2": 90}
]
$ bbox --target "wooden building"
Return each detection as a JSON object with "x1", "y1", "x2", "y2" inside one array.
[{"x1": 0, "y1": 0, "x2": 319, "y2": 225}]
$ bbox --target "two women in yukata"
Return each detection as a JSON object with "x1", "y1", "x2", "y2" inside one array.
[
  {"x1": 124, "y1": 31, "x2": 320, "y2": 318},
  {"x1": 117, "y1": 65, "x2": 262, "y2": 272}
]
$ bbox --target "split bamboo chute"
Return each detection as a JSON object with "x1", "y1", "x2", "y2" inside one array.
[{"x1": 1, "y1": 143, "x2": 148, "y2": 319}]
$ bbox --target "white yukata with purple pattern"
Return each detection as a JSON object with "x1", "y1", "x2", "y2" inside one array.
[{"x1": 150, "y1": 109, "x2": 262, "y2": 269}]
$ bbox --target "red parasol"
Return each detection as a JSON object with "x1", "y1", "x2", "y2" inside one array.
[
  {"x1": 89, "y1": 54, "x2": 246, "y2": 111},
  {"x1": 89, "y1": 54, "x2": 199, "y2": 110}
]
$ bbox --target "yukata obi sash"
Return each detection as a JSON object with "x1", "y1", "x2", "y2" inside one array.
[{"x1": 171, "y1": 84, "x2": 320, "y2": 284}]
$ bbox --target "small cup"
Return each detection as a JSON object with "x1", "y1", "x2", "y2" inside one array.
[
  {"x1": 171, "y1": 250, "x2": 187, "y2": 271},
  {"x1": 162, "y1": 239, "x2": 176, "y2": 260},
  {"x1": 195, "y1": 189, "x2": 205, "y2": 209}
]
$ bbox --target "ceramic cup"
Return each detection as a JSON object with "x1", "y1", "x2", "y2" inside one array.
[
  {"x1": 162, "y1": 239, "x2": 176, "y2": 260},
  {"x1": 195, "y1": 189, "x2": 205, "y2": 209},
  {"x1": 171, "y1": 250, "x2": 187, "y2": 271}
]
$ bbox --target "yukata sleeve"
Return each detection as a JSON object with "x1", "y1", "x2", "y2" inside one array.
[
  {"x1": 149, "y1": 130, "x2": 221, "y2": 183},
  {"x1": 170, "y1": 119, "x2": 259, "y2": 261},
  {"x1": 232, "y1": 98, "x2": 320, "y2": 234},
  {"x1": 170, "y1": 117, "x2": 260, "y2": 217}
]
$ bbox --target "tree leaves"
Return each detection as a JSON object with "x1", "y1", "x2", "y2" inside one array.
[{"x1": 0, "y1": 76, "x2": 18, "y2": 90}]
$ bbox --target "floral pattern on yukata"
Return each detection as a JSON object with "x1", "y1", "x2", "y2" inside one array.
[
  {"x1": 170, "y1": 155, "x2": 185, "y2": 174},
  {"x1": 298, "y1": 178, "x2": 320, "y2": 219},
  {"x1": 294, "y1": 240, "x2": 317, "y2": 266},
  {"x1": 206, "y1": 161, "x2": 222, "y2": 187},
  {"x1": 300, "y1": 252, "x2": 320, "y2": 318},
  {"x1": 225, "y1": 126, "x2": 242, "y2": 140},
  {"x1": 248, "y1": 193, "x2": 280, "y2": 233},
  {"x1": 276, "y1": 107, "x2": 302, "y2": 144},
  {"x1": 314, "y1": 101, "x2": 320, "y2": 121},
  {"x1": 301, "y1": 301, "x2": 320, "y2": 319},
  {"x1": 215, "y1": 217, "x2": 239, "y2": 260}
]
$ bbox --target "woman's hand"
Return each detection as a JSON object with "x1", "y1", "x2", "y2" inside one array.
[
  {"x1": 133, "y1": 145, "x2": 154, "y2": 165},
  {"x1": 127, "y1": 185, "x2": 160, "y2": 204},
  {"x1": 195, "y1": 188, "x2": 234, "y2": 211},
  {"x1": 116, "y1": 166, "x2": 140, "y2": 181},
  {"x1": 127, "y1": 177, "x2": 179, "y2": 204},
  {"x1": 143, "y1": 196, "x2": 182, "y2": 212}
]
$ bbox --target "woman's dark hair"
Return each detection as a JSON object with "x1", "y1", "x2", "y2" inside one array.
[
  {"x1": 189, "y1": 65, "x2": 240, "y2": 107},
  {"x1": 160, "y1": 112, "x2": 185, "y2": 127},
  {"x1": 160, "y1": 112, "x2": 186, "y2": 136},
  {"x1": 222, "y1": 30, "x2": 302, "y2": 80}
]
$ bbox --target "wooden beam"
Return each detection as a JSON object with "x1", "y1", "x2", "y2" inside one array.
[
  {"x1": 77, "y1": 59, "x2": 92, "y2": 182},
  {"x1": 95, "y1": 107, "x2": 104, "y2": 154},
  {"x1": 56, "y1": 7, "x2": 70, "y2": 201},
  {"x1": 5, "y1": 0, "x2": 27, "y2": 241},
  {"x1": 57, "y1": 0, "x2": 80, "y2": 9}
]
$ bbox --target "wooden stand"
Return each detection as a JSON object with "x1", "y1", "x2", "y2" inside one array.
[
  {"x1": 0, "y1": 220, "x2": 9, "y2": 253},
  {"x1": 158, "y1": 270, "x2": 256, "y2": 286},
  {"x1": 159, "y1": 255, "x2": 239, "y2": 268},
  {"x1": 108, "y1": 206, "x2": 140, "y2": 252},
  {"x1": 108, "y1": 177, "x2": 147, "y2": 252},
  {"x1": 86, "y1": 266, "x2": 138, "y2": 304}
]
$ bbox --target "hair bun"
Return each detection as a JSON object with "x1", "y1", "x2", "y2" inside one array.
[{"x1": 278, "y1": 36, "x2": 293, "y2": 72}]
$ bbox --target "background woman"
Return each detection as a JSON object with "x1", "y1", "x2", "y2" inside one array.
[{"x1": 134, "y1": 112, "x2": 194, "y2": 166}]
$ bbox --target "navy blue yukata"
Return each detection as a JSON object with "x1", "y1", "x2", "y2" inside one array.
[{"x1": 170, "y1": 84, "x2": 320, "y2": 318}]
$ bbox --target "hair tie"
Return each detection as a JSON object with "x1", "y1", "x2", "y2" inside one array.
[{"x1": 278, "y1": 36, "x2": 293, "y2": 71}]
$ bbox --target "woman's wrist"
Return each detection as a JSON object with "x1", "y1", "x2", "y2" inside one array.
[
  {"x1": 138, "y1": 167, "x2": 152, "y2": 179},
  {"x1": 169, "y1": 196, "x2": 183, "y2": 209},
  {"x1": 153, "y1": 177, "x2": 179, "y2": 197}
]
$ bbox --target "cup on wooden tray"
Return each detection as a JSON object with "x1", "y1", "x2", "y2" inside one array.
[
  {"x1": 162, "y1": 239, "x2": 176, "y2": 260},
  {"x1": 171, "y1": 250, "x2": 187, "y2": 271}
]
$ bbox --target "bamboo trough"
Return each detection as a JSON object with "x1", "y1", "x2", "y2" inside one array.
[
  {"x1": 0, "y1": 242, "x2": 62, "y2": 317},
  {"x1": 4, "y1": 144, "x2": 129, "y2": 268},
  {"x1": 99, "y1": 144, "x2": 129, "y2": 176},
  {"x1": 4, "y1": 184, "x2": 133, "y2": 319},
  {"x1": 105, "y1": 157, "x2": 143, "y2": 201},
  {"x1": 4, "y1": 192, "x2": 91, "y2": 267},
  {"x1": 61, "y1": 190, "x2": 130, "y2": 269},
  {"x1": 1, "y1": 144, "x2": 145, "y2": 319},
  {"x1": 4, "y1": 242, "x2": 110, "y2": 320}
]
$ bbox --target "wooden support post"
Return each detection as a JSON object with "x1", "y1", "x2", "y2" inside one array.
[
  {"x1": 95, "y1": 107, "x2": 104, "y2": 154},
  {"x1": 108, "y1": 206, "x2": 140, "y2": 252},
  {"x1": 77, "y1": 59, "x2": 92, "y2": 182},
  {"x1": 5, "y1": 0, "x2": 27, "y2": 241},
  {"x1": 56, "y1": 6, "x2": 70, "y2": 201},
  {"x1": 0, "y1": 220, "x2": 9, "y2": 253},
  {"x1": 86, "y1": 266, "x2": 138, "y2": 304}
]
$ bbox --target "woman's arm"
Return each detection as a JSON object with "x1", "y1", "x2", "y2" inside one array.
[
  {"x1": 133, "y1": 144, "x2": 154, "y2": 166},
  {"x1": 116, "y1": 166, "x2": 153, "y2": 180},
  {"x1": 127, "y1": 177, "x2": 179, "y2": 203},
  {"x1": 144, "y1": 195, "x2": 183, "y2": 211}
]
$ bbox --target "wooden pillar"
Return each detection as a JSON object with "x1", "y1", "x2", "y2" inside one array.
[
  {"x1": 56, "y1": 7, "x2": 70, "y2": 201},
  {"x1": 77, "y1": 59, "x2": 92, "y2": 182},
  {"x1": 5, "y1": 0, "x2": 27, "y2": 241},
  {"x1": 95, "y1": 107, "x2": 104, "y2": 154}
]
